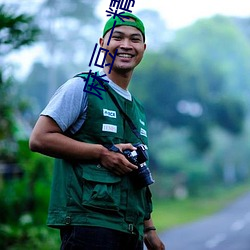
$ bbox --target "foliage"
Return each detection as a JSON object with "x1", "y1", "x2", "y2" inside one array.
[
  {"x1": 211, "y1": 96, "x2": 245, "y2": 134},
  {"x1": 174, "y1": 15, "x2": 250, "y2": 100},
  {"x1": 0, "y1": 4, "x2": 39, "y2": 55},
  {"x1": 37, "y1": 0, "x2": 100, "y2": 63},
  {"x1": 0, "y1": 140, "x2": 57, "y2": 249},
  {"x1": 0, "y1": 74, "x2": 18, "y2": 161},
  {"x1": 0, "y1": 3, "x2": 40, "y2": 161},
  {"x1": 0, "y1": 224, "x2": 60, "y2": 250},
  {"x1": 0, "y1": 141, "x2": 53, "y2": 224},
  {"x1": 0, "y1": 75, "x2": 15, "y2": 140},
  {"x1": 130, "y1": 15, "x2": 250, "y2": 197},
  {"x1": 234, "y1": 17, "x2": 250, "y2": 41},
  {"x1": 136, "y1": 9, "x2": 170, "y2": 51},
  {"x1": 18, "y1": 62, "x2": 69, "y2": 115},
  {"x1": 133, "y1": 15, "x2": 249, "y2": 153},
  {"x1": 0, "y1": 2, "x2": 101, "y2": 248},
  {"x1": 1, "y1": 4, "x2": 250, "y2": 247},
  {"x1": 19, "y1": 0, "x2": 102, "y2": 112}
]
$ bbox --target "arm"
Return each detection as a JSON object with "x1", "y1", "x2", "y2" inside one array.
[
  {"x1": 29, "y1": 115, "x2": 138, "y2": 175},
  {"x1": 144, "y1": 218, "x2": 165, "y2": 250}
]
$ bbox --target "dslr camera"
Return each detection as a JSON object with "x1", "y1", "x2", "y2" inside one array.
[{"x1": 123, "y1": 143, "x2": 154, "y2": 188}]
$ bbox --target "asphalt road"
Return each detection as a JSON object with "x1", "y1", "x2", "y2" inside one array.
[{"x1": 159, "y1": 191, "x2": 250, "y2": 250}]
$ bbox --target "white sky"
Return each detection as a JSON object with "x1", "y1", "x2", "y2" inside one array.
[
  {"x1": 98, "y1": 0, "x2": 250, "y2": 29},
  {"x1": 1, "y1": 0, "x2": 250, "y2": 29},
  {"x1": 2, "y1": 0, "x2": 250, "y2": 79}
]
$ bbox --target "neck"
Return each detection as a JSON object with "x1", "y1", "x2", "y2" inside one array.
[{"x1": 104, "y1": 67, "x2": 133, "y2": 90}]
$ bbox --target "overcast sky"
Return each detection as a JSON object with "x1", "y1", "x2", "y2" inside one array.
[
  {"x1": 1, "y1": 0, "x2": 250, "y2": 29},
  {"x1": 98, "y1": 0, "x2": 250, "y2": 29},
  {"x1": 2, "y1": 0, "x2": 250, "y2": 79}
]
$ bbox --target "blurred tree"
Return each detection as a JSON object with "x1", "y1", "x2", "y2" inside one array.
[
  {"x1": 17, "y1": 0, "x2": 102, "y2": 113},
  {"x1": 174, "y1": 15, "x2": 250, "y2": 103},
  {"x1": 234, "y1": 17, "x2": 250, "y2": 42},
  {"x1": 0, "y1": 3, "x2": 39, "y2": 161},
  {"x1": 136, "y1": 9, "x2": 171, "y2": 51},
  {"x1": 132, "y1": 15, "x2": 249, "y2": 153},
  {"x1": 0, "y1": 6, "x2": 58, "y2": 249},
  {"x1": 0, "y1": 4, "x2": 39, "y2": 56},
  {"x1": 173, "y1": 15, "x2": 250, "y2": 144},
  {"x1": 0, "y1": 74, "x2": 17, "y2": 161},
  {"x1": 19, "y1": 62, "x2": 69, "y2": 115},
  {"x1": 36, "y1": 0, "x2": 101, "y2": 100},
  {"x1": 212, "y1": 96, "x2": 245, "y2": 134},
  {"x1": 130, "y1": 15, "x2": 250, "y2": 195}
]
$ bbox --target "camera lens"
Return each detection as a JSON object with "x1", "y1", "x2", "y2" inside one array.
[
  {"x1": 136, "y1": 163, "x2": 155, "y2": 188},
  {"x1": 123, "y1": 143, "x2": 154, "y2": 188}
]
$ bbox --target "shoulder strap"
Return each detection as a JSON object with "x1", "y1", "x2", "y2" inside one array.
[
  {"x1": 103, "y1": 84, "x2": 144, "y2": 144},
  {"x1": 74, "y1": 71, "x2": 144, "y2": 143},
  {"x1": 74, "y1": 71, "x2": 89, "y2": 79}
]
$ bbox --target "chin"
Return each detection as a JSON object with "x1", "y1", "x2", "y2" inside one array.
[
  {"x1": 117, "y1": 68, "x2": 134, "y2": 74},
  {"x1": 115, "y1": 63, "x2": 138, "y2": 72}
]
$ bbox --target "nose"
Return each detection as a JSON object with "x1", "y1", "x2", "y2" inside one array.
[{"x1": 120, "y1": 38, "x2": 132, "y2": 50}]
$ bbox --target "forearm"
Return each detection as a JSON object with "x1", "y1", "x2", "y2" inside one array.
[
  {"x1": 144, "y1": 218, "x2": 154, "y2": 228},
  {"x1": 144, "y1": 217, "x2": 156, "y2": 232},
  {"x1": 29, "y1": 115, "x2": 138, "y2": 175},
  {"x1": 29, "y1": 115, "x2": 106, "y2": 161},
  {"x1": 30, "y1": 131, "x2": 105, "y2": 161},
  {"x1": 144, "y1": 217, "x2": 165, "y2": 249}
]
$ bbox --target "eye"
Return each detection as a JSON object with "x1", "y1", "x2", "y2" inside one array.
[
  {"x1": 131, "y1": 37, "x2": 142, "y2": 42},
  {"x1": 112, "y1": 36, "x2": 122, "y2": 41}
]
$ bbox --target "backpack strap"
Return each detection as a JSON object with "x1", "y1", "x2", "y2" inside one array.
[
  {"x1": 74, "y1": 71, "x2": 144, "y2": 144},
  {"x1": 73, "y1": 71, "x2": 91, "y2": 80}
]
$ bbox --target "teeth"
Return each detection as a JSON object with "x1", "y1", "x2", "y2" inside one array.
[{"x1": 118, "y1": 54, "x2": 132, "y2": 58}]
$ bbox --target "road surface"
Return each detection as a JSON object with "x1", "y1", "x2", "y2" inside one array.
[{"x1": 160, "y1": 192, "x2": 250, "y2": 250}]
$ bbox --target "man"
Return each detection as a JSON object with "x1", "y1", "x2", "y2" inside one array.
[{"x1": 29, "y1": 12, "x2": 165, "y2": 250}]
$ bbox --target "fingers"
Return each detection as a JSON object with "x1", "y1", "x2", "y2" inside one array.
[
  {"x1": 100, "y1": 145, "x2": 138, "y2": 175},
  {"x1": 115, "y1": 143, "x2": 137, "y2": 152},
  {"x1": 109, "y1": 153, "x2": 138, "y2": 175},
  {"x1": 109, "y1": 162, "x2": 135, "y2": 175}
]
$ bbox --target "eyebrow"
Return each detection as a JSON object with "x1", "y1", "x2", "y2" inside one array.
[{"x1": 112, "y1": 30, "x2": 142, "y2": 38}]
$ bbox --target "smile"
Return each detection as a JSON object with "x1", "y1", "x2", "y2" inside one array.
[{"x1": 117, "y1": 53, "x2": 133, "y2": 58}]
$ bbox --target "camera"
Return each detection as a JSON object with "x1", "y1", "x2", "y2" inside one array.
[{"x1": 123, "y1": 143, "x2": 154, "y2": 188}]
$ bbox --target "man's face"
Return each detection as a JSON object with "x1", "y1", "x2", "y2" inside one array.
[{"x1": 100, "y1": 24, "x2": 146, "y2": 74}]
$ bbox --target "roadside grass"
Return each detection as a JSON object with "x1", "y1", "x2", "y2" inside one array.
[
  {"x1": 152, "y1": 183, "x2": 250, "y2": 232},
  {"x1": 3, "y1": 183, "x2": 249, "y2": 249}
]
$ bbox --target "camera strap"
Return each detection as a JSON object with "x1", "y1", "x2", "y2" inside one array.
[
  {"x1": 74, "y1": 71, "x2": 144, "y2": 144},
  {"x1": 103, "y1": 84, "x2": 144, "y2": 144}
]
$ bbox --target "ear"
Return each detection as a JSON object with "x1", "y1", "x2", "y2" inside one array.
[
  {"x1": 144, "y1": 43, "x2": 147, "y2": 51},
  {"x1": 99, "y1": 37, "x2": 104, "y2": 47}
]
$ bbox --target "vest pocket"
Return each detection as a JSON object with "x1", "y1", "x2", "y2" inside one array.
[{"x1": 81, "y1": 165, "x2": 121, "y2": 211}]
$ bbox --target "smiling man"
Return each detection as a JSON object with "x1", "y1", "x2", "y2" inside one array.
[
  {"x1": 29, "y1": 12, "x2": 165, "y2": 250},
  {"x1": 101, "y1": 14, "x2": 146, "y2": 85}
]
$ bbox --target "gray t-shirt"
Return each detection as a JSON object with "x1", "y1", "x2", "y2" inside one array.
[{"x1": 41, "y1": 71, "x2": 132, "y2": 134}]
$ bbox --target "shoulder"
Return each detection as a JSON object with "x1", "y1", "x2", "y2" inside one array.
[
  {"x1": 52, "y1": 75, "x2": 87, "y2": 101},
  {"x1": 41, "y1": 75, "x2": 88, "y2": 132},
  {"x1": 132, "y1": 95, "x2": 144, "y2": 108},
  {"x1": 61, "y1": 76, "x2": 86, "y2": 92}
]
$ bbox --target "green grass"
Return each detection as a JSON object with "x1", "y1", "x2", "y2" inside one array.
[
  {"x1": 3, "y1": 183, "x2": 250, "y2": 249},
  {"x1": 152, "y1": 183, "x2": 250, "y2": 231}
]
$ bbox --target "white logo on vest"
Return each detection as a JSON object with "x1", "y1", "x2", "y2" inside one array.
[
  {"x1": 102, "y1": 124, "x2": 117, "y2": 133},
  {"x1": 140, "y1": 128, "x2": 147, "y2": 137},
  {"x1": 103, "y1": 109, "x2": 117, "y2": 118}
]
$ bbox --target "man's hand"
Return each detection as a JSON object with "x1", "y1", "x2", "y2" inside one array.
[
  {"x1": 144, "y1": 230, "x2": 165, "y2": 250},
  {"x1": 99, "y1": 143, "x2": 138, "y2": 175}
]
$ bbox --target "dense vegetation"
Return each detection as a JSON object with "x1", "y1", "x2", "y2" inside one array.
[{"x1": 1, "y1": 1, "x2": 250, "y2": 249}]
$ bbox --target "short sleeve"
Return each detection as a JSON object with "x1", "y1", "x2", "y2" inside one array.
[{"x1": 41, "y1": 77, "x2": 87, "y2": 133}]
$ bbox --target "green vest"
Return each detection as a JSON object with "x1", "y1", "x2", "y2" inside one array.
[{"x1": 47, "y1": 73, "x2": 152, "y2": 239}]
